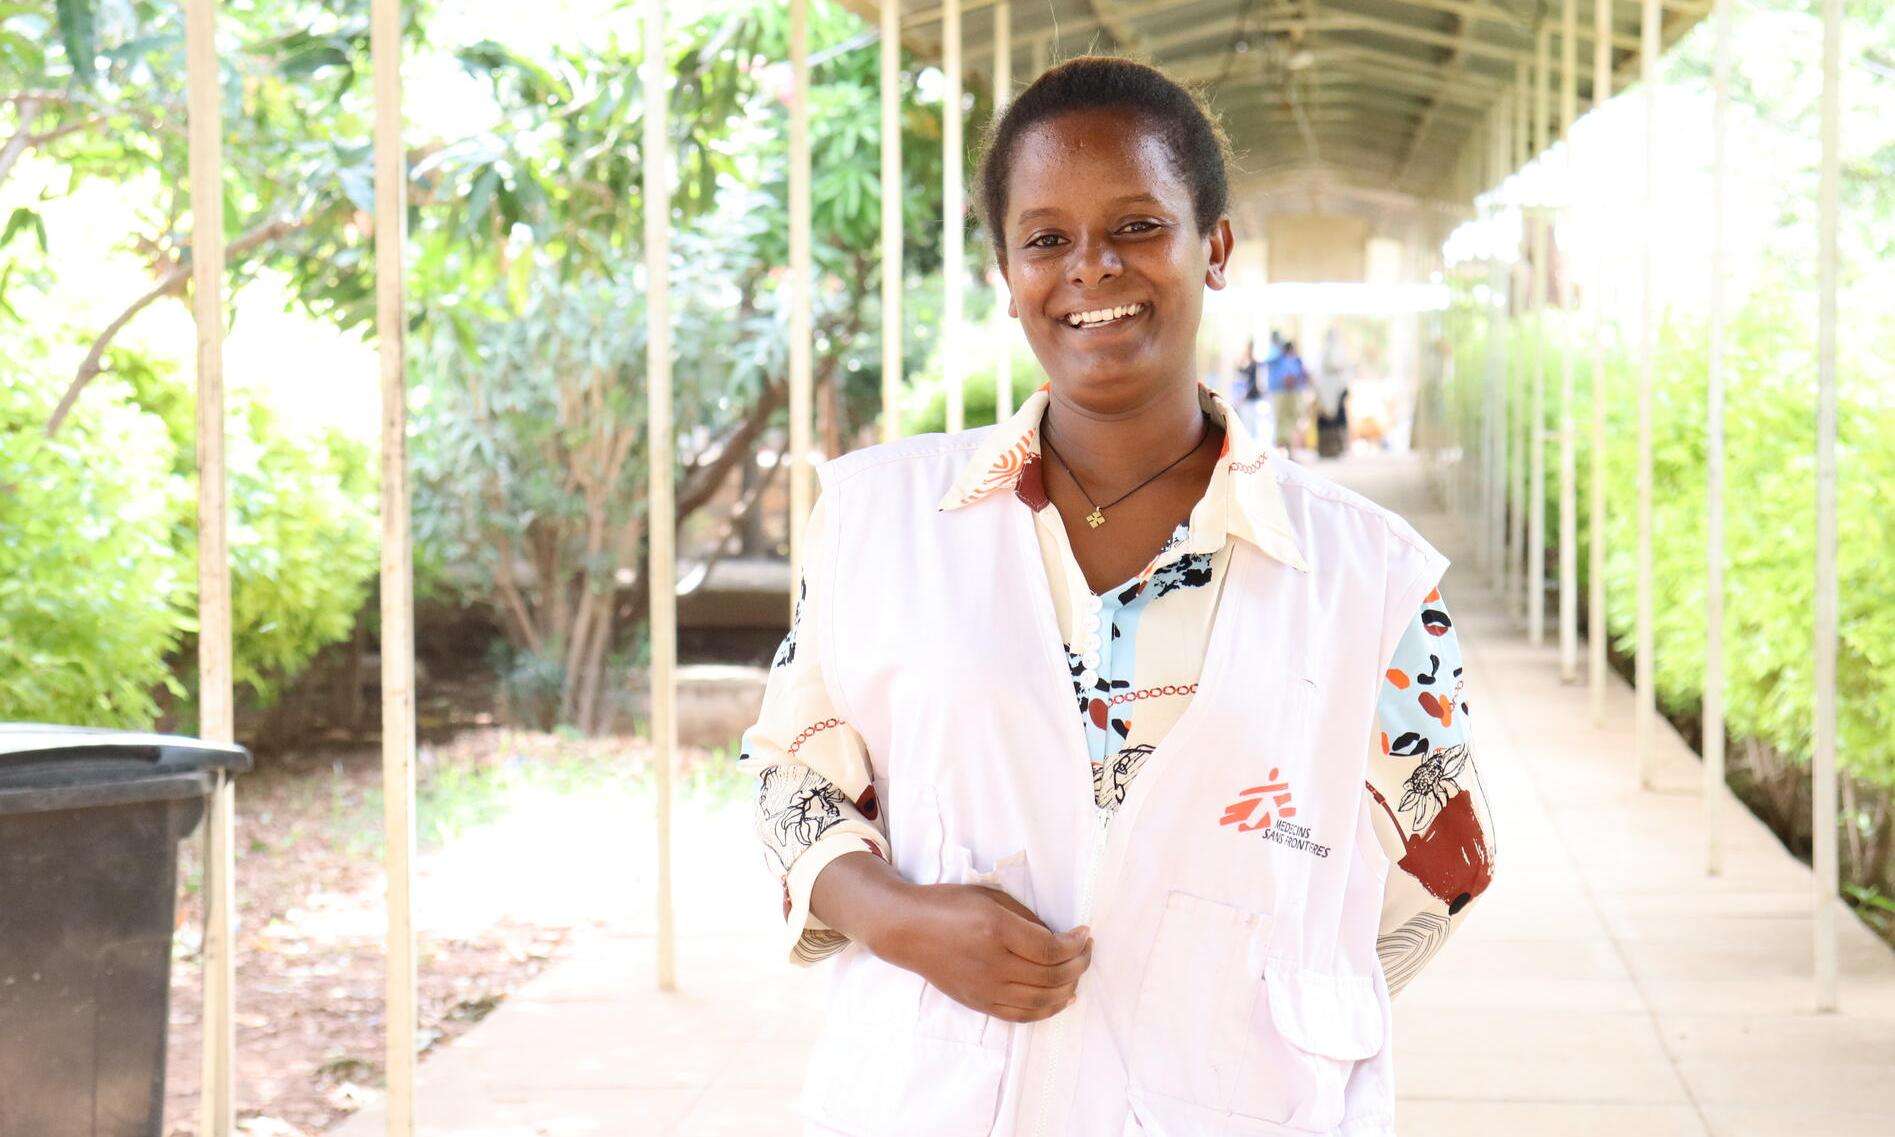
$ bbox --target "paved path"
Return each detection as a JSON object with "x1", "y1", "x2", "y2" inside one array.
[{"x1": 333, "y1": 453, "x2": 1895, "y2": 1137}]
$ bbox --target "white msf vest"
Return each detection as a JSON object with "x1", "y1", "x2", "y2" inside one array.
[{"x1": 798, "y1": 429, "x2": 1449, "y2": 1137}]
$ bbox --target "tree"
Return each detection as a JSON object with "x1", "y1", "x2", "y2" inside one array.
[{"x1": 406, "y1": 1, "x2": 964, "y2": 730}]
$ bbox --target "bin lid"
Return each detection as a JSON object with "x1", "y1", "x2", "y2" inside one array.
[{"x1": 0, "y1": 724, "x2": 252, "y2": 776}]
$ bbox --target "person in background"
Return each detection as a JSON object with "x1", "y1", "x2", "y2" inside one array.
[
  {"x1": 1267, "y1": 334, "x2": 1309, "y2": 454},
  {"x1": 1314, "y1": 328, "x2": 1351, "y2": 459},
  {"x1": 1231, "y1": 336, "x2": 1262, "y2": 437}
]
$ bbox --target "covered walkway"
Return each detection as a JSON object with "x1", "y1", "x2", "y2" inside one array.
[
  {"x1": 330, "y1": 453, "x2": 1895, "y2": 1137},
  {"x1": 141, "y1": 0, "x2": 1866, "y2": 1127}
]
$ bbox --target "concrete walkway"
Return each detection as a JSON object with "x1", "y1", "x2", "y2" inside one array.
[{"x1": 333, "y1": 453, "x2": 1895, "y2": 1137}]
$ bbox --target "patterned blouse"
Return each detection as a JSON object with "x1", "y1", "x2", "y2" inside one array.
[{"x1": 738, "y1": 383, "x2": 1497, "y2": 996}]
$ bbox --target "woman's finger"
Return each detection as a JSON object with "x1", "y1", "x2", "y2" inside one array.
[
  {"x1": 997, "y1": 912, "x2": 1090, "y2": 966},
  {"x1": 1003, "y1": 940, "x2": 1092, "y2": 989},
  {"x1": 997, "y1": 980, "x2": 1079, "y2": 1012}
]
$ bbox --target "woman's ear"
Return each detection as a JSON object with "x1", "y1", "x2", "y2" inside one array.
[{"x1": 1204, "y1": 217, "x2": 1235, "y2": 291}]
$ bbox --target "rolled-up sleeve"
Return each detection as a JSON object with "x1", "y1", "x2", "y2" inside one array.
[
  {"x1": 736, "y1": 491, "x2": 890, "y2": 966},
  {"x1": 1363, "y1": 588, "x2": 1497, "y2": 997}
]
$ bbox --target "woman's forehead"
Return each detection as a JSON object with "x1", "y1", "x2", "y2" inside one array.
[{"x1": 1009, "y1": 112, "x2": 1188, "y2": 200}]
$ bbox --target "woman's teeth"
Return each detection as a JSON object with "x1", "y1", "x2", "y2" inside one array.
[{"x1": 1065, "y1": 303, "x2": 1145, "y2": 328}]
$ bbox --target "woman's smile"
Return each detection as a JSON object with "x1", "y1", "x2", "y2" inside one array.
[{"x1": 1058, "y1": 301, "x2": 1150, "y2": 333}]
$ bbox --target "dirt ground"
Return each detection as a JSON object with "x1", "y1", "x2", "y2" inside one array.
[{"x1": 157, "y1": 729, "x2": 732, "y2": 1136}]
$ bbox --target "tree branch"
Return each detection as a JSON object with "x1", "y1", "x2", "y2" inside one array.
[
  {"x1": 678, "y1": 378, "x2": 788, "y2": 518},
  {"x1": 44, "y1": 214, "x2": 309, "y2": 436},
  {"x1": 0, "y1": 96, "x2": 43, "y2": 191}
]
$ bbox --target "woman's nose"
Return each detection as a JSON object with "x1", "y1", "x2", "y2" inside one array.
[{"x1": 1067, "y1": 236, "x2": 1122, "y2": 288}]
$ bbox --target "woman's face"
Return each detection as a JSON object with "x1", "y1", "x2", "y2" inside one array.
[{"x1": 999, "y1": 107, "x2": 1233, "y2": 408}]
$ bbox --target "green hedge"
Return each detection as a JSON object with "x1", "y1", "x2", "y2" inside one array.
[
  {"x1": 0, "y1": 372, "x2": 187, "y2": 724},
  {"x1": 0, "y1": 350, "x2": 378, "y2": 729},
  {"x1": 1445, "y1": 292, "x2": 1895, "y2": 790}
]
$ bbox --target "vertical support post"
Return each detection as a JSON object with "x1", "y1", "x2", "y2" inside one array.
[
  {"x1": 369, "y1": 0, "x2": 418, "y2": 1129},
  {"x1": 1494, "y1": 93, "x2": 1514, "y2": 600},
  {"x1": 789, "y1": 0, "x2": 813, "y2": 596},
  {"x1": 185, "y1": 4, "x2": 235, "y2": 1134},
  {"x1": 991, "y1": 0, "x2": 1013, "y2": 419},
  {"x1": 643, "y1": 0, "x2": 679, "y2": 994},
  {"x1": 944, "y1": 0, "x2": 965, "y2": 432},
  {"x1": 1557, "y1": 0, "x2": 1579, "y2": 681},
  {"x1": 1528, "y1": 25, "x2": 1549, "y2": 646},
  {"x1": 1589, "y1": 0, "x2": 1612, "y2": 724},
  {"x1": 1636, "y1": 0, "x2": 1659, "y2": 790},
  {"x1": 881, "y1": 0, "x2": 903, "y2": 444},
  {"x1": 1705, "y1": 0, "x2": 1729, "y2": 876},
  {"x1": 1509, "y1": 67, "x2": 1528, "y2": 621},
  {"x1": 1813, "y1": 0, "x2": 1841, "y2": 1014},
  {"x1": 1483, "y1": 112, "x2": 1504, "y2": 583}
]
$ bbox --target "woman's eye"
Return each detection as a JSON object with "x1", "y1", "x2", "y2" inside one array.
[
  {"x1": 1025, "y1": 233, "x2": 1065, "y2": 249},
  {"x1": 1121, "y1": 220, "x2": 1159, "y2": 234}
]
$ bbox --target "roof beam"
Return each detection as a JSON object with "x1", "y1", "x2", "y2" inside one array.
[
  {"x1": 1177, "y1": 40, "x2": 1508, "y2": 97},
  {"x1": 1391, "y1": 0, "x2": 1472, "y2": 190},
  {"x1": 1212, "y1": 74, "x2": 1493, "y2": 116}
]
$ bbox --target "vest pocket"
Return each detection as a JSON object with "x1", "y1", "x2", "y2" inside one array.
[
  {"x1": 1231, "y1": 960, "x2": 1386, "y2": 1131},
  {"x1": 798, "y1": 844, "x2": 1027, "y2": 1137},
  {"x1": 800, "y1": 948, "x2": 1011, "y2": 1137},
  {"x1": 1127, "y1": 891, "x2": 1386, "y2": 1135},
  {"x1": 1126, "y1": 890, "x2": 1266, "y2": 1114}
]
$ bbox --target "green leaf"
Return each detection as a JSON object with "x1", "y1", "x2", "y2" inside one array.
[
  {"x1": 53, "y1": 0, "x2": 94, "y2": 86},
  {"x1": 0, "y1": 208, "x2": 46, "y2": 253}
]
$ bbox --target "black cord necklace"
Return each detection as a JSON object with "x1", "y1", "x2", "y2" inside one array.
[{"x1": 1040, "y1": 415, "x2": 1209, "y2": 529}]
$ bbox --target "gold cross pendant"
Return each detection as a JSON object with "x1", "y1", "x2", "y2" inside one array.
[{"x1": 1086, "y1": 508, "x2": 1106, "y2": 528}]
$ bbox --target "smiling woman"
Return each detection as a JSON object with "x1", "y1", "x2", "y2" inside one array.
[{"x1": 738, "y1": 55, "x2": 1497, "y2": 1137}]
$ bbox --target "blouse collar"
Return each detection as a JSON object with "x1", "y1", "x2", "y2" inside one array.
[{"x1": 937, "y1": 380, "x2": 1311, "y2": 575}]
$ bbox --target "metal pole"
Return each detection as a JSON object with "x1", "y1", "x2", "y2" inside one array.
[
  {"x1": 991, "y1": 0, "x2": 1013, "y2": 420},
  {"x1": 881, "y1": 0, "x2": 903, "y2": 444},
  {"x1": 185, "y1": 4, "x2": 235, "y2": 1134},
  {"x1": 944, "y1": 0, "x2": 965, "y2": 432},
  {"x1": 1813, "y1": 0, "x2": 1841, "y2": 1014},
  {"x1": 369, "y1": 1, "x2": 418, "y2": 1130},
  {"x1": 1557, "y1": 0, "x2": 1579, "y2": 681},
  {"x1": 1485, "y1": 113, "x2": 1505, "y2": 583},
  {"x1": 1509, "y1": 66, "x2": 1528, "y2": 622},
  {"x1": 1529, "y1": 25, "x2": 1549, "y2": 646},
  {"x1": 1495, "y1": 93, "x2": 1514, "y2": 600},
  {"x1": 643, "y1": 0, "x2": 679, "y2": 994},
  {"x1": 1636, "y1": 0, "x2": 1658, "y2": 790},
  {"x1": 789, "y1": 0, "x2": 813, "y2": 597},
  {"x1": 1705, "y1": 0, "x2": 1729, "y2": 876},
  {"x1": 1589, "y1": 0, "x2": 1611, "y2": 723}
]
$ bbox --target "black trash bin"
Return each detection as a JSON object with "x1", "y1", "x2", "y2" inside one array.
[{"x1": 0, "y1": 724, "x2": 251, "y2": 1137}]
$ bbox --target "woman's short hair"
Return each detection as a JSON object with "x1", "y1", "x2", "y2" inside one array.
[{"x1": 975, "y1": 55, "x2": 1232, "y2": 263}]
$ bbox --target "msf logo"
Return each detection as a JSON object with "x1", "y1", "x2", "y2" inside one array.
[{"x1": 1219, "y1": 769, "x2": 1297, "y2": 832}]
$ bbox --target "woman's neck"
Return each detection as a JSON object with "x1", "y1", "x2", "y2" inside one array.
[{"x1": 1039, "y1": 378, "x2": 1209, "y2": 494}]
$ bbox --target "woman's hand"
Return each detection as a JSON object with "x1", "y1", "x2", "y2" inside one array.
[
  {"x1": 879, "y1": 883, "x2": 1093, "y2": 1022},
  {"x1": 810, "y1": 850, "x2": 1094, "y2": 1023}
]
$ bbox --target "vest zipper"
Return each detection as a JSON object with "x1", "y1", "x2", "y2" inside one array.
[{"x1": 1031, "y1": 804, "x2": 1112, "y2": 1137}]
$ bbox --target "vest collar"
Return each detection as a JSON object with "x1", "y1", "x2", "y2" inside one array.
[{"x1": 936, "y1": 381, "x2": 1311, "y2": 574}]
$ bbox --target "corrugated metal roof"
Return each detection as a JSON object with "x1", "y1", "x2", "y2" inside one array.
[{"x1": 850, "y1": 0, "x2": 1711, "y2": 209}]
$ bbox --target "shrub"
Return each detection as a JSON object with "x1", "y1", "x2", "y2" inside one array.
[{"x1": 0, "y1": 371, "x2": 187, "y2": 724}]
